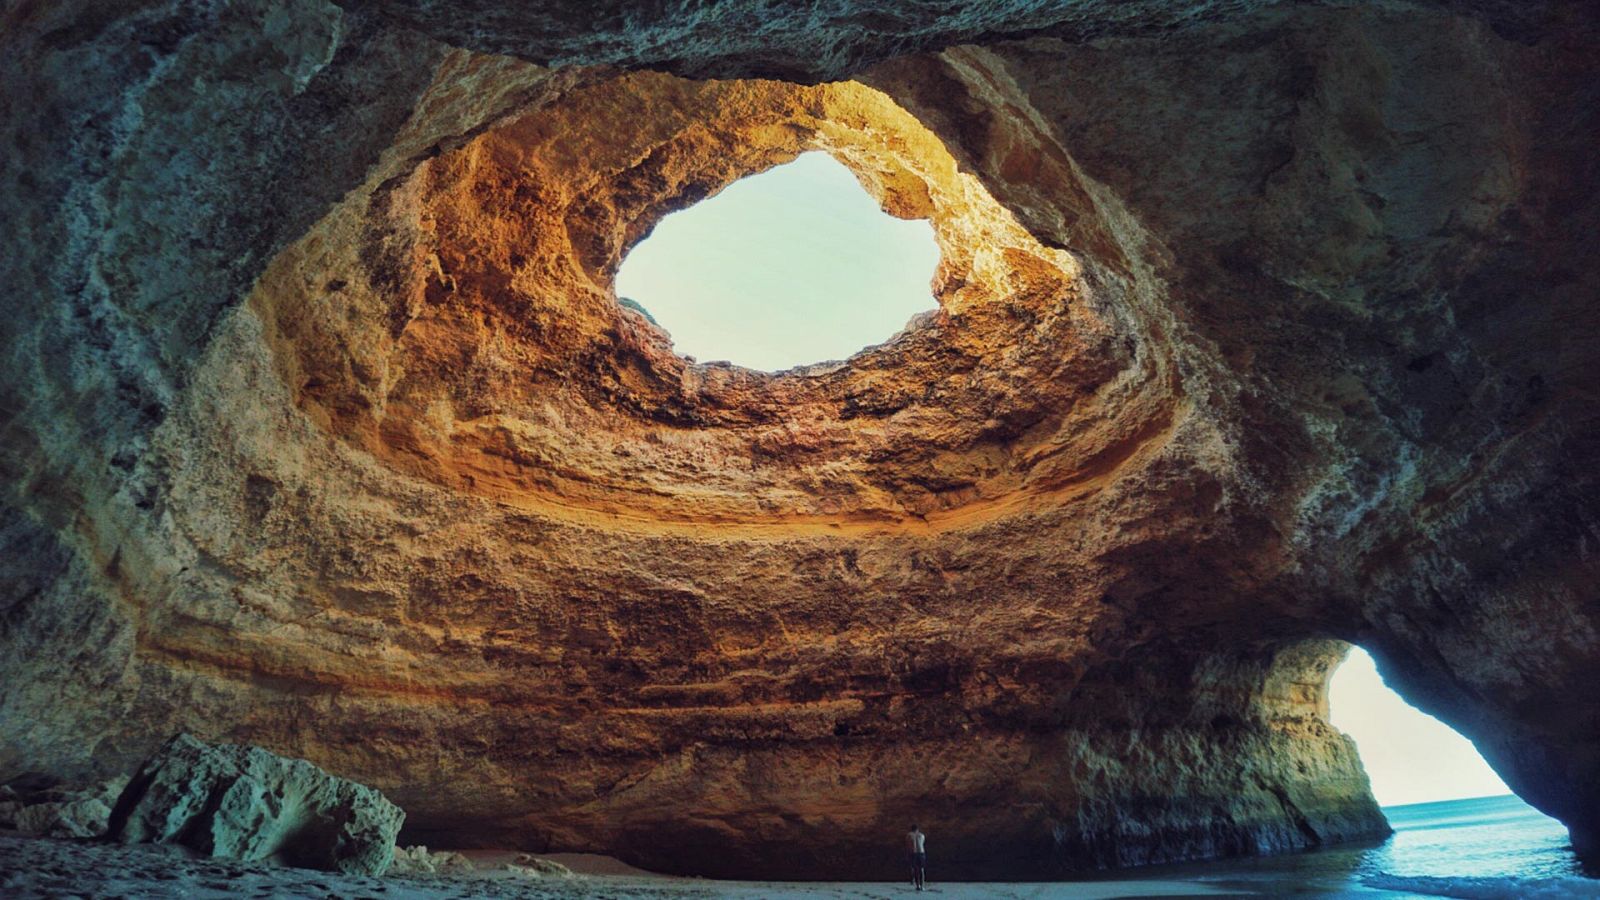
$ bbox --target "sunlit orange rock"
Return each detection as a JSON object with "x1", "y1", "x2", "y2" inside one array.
[{"x1": 1, "y1": 0, "x2": 1596, "y2": 878}]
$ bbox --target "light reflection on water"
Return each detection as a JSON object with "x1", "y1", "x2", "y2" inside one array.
[{"x1": 1098, "y1": 795, "x2": 1598, "y2": 897}]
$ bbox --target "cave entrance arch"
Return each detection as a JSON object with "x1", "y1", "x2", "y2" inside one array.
[
  {"x1": 1315, "y1": 644, "x2": 1587, "y2": 882},
  {"x1": 1327, "y1": 645, "x2": 1510, "y2": 808},
  {"x1": 613, "y1": 150, "x2": 940, "y2": 372}
]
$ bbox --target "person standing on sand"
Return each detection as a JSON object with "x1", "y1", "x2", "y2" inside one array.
[{"x1": 906, "y1": 823, "x2": 927, "y2": 890}]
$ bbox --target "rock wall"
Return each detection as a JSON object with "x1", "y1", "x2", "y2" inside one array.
[{"x1": 2, "y1": 0, "x2": 1596, "y2": 878}]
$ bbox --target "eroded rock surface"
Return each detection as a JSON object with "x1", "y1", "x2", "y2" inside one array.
[
  {"x1": 391, "y1": 844, "x2": 476, "y2": 875},
  {"x1": 0, "y1": 777, "x2": 128, "y2": 839},
  {"x1": 1, "y1": 0, "x2": 1597, "y2": 880},
  {"x1": 108, "y1": 734, "x2": 404, "y2": 876},
  {"x1": 0, "y1": 835, "x2": 619, "y2": 900}
]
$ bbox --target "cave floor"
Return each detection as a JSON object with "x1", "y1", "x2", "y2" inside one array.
[{"x1": 0, "y1": 834, "x2": 1240, "y2": 898}]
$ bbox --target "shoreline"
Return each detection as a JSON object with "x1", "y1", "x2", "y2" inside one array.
[{"x1": 0, "y1": 832, "x2": 1234, "y2": 899}]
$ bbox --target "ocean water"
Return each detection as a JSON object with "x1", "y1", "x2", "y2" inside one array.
[{"x1": 1110, "y1": 794, "x2": 1600, "y2": 897}]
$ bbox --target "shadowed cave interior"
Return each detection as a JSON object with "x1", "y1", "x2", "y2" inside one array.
[{"x1": 1, "y1": 0, "x2": 1598, "y2": 886}]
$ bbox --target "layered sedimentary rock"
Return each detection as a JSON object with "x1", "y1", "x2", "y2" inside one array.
[{"x1": 1, "y1": 0, "x2": 1597, "y2": 880}]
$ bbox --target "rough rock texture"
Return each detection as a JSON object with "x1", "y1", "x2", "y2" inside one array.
[
  {"x1": 510, "y1": 855, "x2": 576, "y2": 879},
  {"x1": 0, "y1": 776, "x2": 128, "y2": 838},
  {"x1": 388, "y1": 846, "x2": 573, "y2": 879},
  {"x1": 1, "y1": 0, "x2": 1597, "y2": 881},
  {"x1": 0, "y1": 836, "x2": 641, "y2": 900},
  {"x1": 107, "y1": 734, "x2": 404, "y2": 876},
  {"x1": 391, "y1": 844, "x2": 476, "y2": 875}
]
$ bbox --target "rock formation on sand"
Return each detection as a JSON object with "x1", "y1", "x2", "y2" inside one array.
[
  {"x1": 0, "y1": 777, "x2": 128, "y2": 839},
  {"x1": 510, "y1": 854, "x2": 576, "y2": 878},
  {"x1": 385, "y1": 846, "x2": 576, "y2": 879},
  {"x1": 1, "y1": 0, "x2": 1597, "y2": 881},
  {"x1": 390, "y1": 844, "x2": 476, "y2": 875},
  {"x1": 107, "y1": 734, "x2": 404, "y2": 876}
]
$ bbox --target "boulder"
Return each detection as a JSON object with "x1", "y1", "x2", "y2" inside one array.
[
  {"x1": 0, "y1": 777, "x2": 128, "y2": 838},
  {"x1": 107, "y1": 734, "x2": 404, "y2": 876},
  {"x1": 508, "y1": 853, "x2": 574, "y2": 878},
  {"x1": 4, "y1": 0, "x2": 1599, "y2": 878},
  {"x1": 388, "y1": 844, "x2": 475, "y2": 875}
]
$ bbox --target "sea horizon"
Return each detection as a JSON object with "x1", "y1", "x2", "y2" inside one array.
[{"x1": 1099, "y1": 792, "x2": 1600, "y2": 898}]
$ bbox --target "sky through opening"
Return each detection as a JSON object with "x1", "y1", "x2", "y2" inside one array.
[
  {"x1": 614, "y1": 152, "x2": 940, "y2": 372},
  {"x1": 1329, "y1": 646, "x2": 1510, "y2": 807},
  {"x1": 618, "y1": 154, "x2": 1513, "y2": 811}
]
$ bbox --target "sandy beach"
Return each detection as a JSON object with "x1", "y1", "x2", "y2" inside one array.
[{"x1": 0, "y1": 834, "x2": 1232, "y2": 899}]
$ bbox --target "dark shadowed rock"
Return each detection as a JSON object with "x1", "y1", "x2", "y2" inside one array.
[
  {"x1": 107, "y1": 734, "x2": 403, "y2": 875},
  {"x1": 1, "y1": 0, "x2": 1597, "y2": 881},
  {"x1": 0, "y1": 777, "x2": 128, "y2": 838}
]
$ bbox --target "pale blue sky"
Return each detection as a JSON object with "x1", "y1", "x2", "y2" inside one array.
[
  {"x1": 1330, "y1": 647, "x2": 1510, "y2": 806},
  {"x1": 617, "y1": 152, "x2": 1513, "y2": 810},
  {"x1": 615, "y1": 152, "x2": 939, "y2": 371}
]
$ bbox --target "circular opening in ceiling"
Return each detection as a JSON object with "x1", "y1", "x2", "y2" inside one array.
[{"x1": 613, "y1": 151, "x2": 940, "y2": 373}]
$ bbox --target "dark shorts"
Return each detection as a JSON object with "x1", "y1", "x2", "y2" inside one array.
[{"x1": 908, "y1": 851, "x2": 926, "y2": 867}]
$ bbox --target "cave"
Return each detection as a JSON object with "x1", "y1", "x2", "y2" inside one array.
[{"x1": 2, "y1": 0, "x2": 1597, "y2": 886}]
